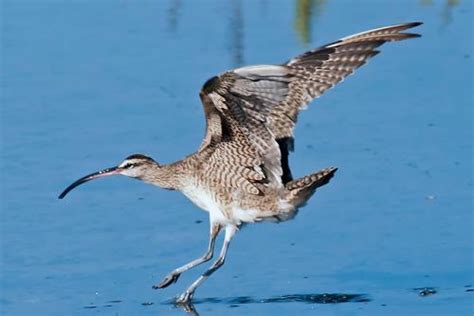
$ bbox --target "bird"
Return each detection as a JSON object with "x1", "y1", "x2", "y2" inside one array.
[{"x1": 58, "y1": 22, "x2": 422, "y2": 304}]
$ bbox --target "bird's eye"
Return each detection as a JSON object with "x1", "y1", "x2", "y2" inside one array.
[{"x1": 125, "y1": 163, "x2": 135, "y2": 169}]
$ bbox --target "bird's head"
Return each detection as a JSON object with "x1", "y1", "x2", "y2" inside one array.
[
  {"x1": 117, "y1": 154, "x2": 157, "y2": 178},
  {"x1": 58, "y1": 154, "x2": 158, "y2": 199}
]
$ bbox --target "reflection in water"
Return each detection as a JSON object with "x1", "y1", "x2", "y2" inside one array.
[
  {"x1": 294, "y1": 0, "x2": 327, "y2": 45},
  {"x1": 163, "y1": 0, "x2": 462, "y2": 54},
  {"x1": 160, "y1": 0, "x2": 464, "y2": 63},
  {"x1": 228, "y1": 0, "x2": 244, "y2": 67},
  {"x1": 419, "y1": 0, "x2": 461, "y2": 26},
  {"x1": 172, "y1": 292, "x2": 370, "y2": 315},
  {"x1": 167, "y1": 0, "x2": 182, "y2": 33},
  {"x1": 413, "y1": 287, "x2": 437, "y2": 297},
  {"x1": 440, "y1": 0, "x2": 460, "y2": 26}
]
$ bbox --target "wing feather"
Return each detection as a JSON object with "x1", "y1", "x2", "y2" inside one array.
[{"x1": 198, "y1": 22, "x2": 422, "y2": 188}]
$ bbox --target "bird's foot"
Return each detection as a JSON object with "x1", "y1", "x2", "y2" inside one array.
[
  {"x1": 176, "y1": 290, "x2": 194, "y2": 305},
  {"x1": 152, "y1": 273, "x2": 180, "y2": 289}
]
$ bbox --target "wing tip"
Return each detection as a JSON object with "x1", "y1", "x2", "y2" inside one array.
[
  {"x1": 403, "y1": 21, "x2": 423, "y2": 28},
  {"x1": 391, "y1": 21, "x2": 423, "y2": 37},
  {"x1": 334, "y1": 21, "x2": 423, "y2": 43},
  {"x1": 403, "y1": 32, "x2": 422, "y2": 39},
  {"x1": 375, "y1": 21, "x2": 423, "y2": 31}
]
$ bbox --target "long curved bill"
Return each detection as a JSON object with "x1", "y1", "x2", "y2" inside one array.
[{"x1": 58, "y1": 166, "x2": 120, "y2": 199}]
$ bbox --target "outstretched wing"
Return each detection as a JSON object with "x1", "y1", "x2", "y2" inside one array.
[
  {"x1": 199, "y1": 22, "x2": 422, "y2": 190},
  {"x1": 199, "y1": 80, "x2": 281, "y2": 195}
]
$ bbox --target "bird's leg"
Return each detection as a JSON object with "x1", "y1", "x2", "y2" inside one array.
[
  {"x1": 153, "y1": 223, "x2": 222, "y2": 289},
  {"x1": 176, "y1": 225, "x2": 237, "y2": 304}
]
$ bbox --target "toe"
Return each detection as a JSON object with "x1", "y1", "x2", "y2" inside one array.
[
  {"x1": 153, "y1": 273, "x2": 180, "y2": 289},
  {"x1": 176, "y1": 292, "x2": 193, "y2": 304}
]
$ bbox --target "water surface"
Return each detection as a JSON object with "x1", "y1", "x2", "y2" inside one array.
[{"x1": 1, "y1": 1, "x2": 472, "y2": 315}]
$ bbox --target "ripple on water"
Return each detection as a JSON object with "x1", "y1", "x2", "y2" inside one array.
[{"x1": 162, "y1": 292, "x2": 370, "y2": 306}]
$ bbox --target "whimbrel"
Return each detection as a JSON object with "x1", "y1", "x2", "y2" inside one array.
[{"x1": 59, "y1": 22, "x2": 421, "y2": 304}]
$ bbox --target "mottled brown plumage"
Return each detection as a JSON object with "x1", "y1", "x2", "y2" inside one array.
[{"x1": 58, "y1": 22, "x2": 422, "y2": 304}]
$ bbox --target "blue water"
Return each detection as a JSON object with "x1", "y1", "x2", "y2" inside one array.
[{"x1": 1, "y1": 1, "x2": 472, "y2": 315}]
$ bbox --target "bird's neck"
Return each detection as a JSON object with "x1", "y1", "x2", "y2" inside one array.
[{"x1": 138, "y1": 163, "x2": 184, "y2": 190}]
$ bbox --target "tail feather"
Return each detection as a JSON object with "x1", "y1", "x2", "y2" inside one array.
[{"x1": 286, "y1": 167, "x2": 337, "y2": 207}]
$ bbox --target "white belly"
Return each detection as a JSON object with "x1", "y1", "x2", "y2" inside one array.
[
  {"x1": 181, "y1": 184, "x2": 294, "y2": 225},
  {"x1": 181, "y1": 185, "x2": 267, "y2": 225},
  {"x1": 181, "y1": 185, "x2": 230, "y2": 224}
]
